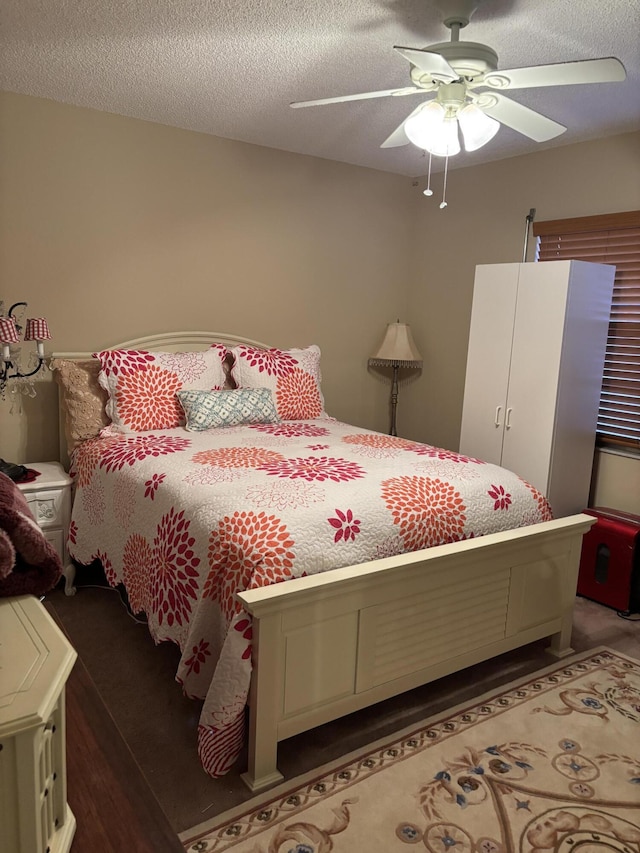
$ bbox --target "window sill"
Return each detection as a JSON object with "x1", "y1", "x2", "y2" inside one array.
[{"x1": 596, "y1": 445, "x2": 640, "y2": 462}]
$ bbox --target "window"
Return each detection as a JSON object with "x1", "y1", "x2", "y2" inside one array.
[{"x1": 533, "y1": 211, "x2": 640, "y2": 450}]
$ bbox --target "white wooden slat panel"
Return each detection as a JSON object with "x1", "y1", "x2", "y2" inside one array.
[
  {"x1": 372, "y1": 584, "x2": 510, "y2": 646},
  {"x1": 368, "y1": 602, "x2": 510, "y2": 683},
  {"x1": 356, "y1": 569, "x2": 511, "y2": 691},
  {"x1": 371, "y1": 568, "x2": 511, "y2": 629}
]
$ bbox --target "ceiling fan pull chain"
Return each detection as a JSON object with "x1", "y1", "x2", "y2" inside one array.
[
  {"x1": 423, "y1": 151, "x2": 434, "y2": 196},
  {"x1": 440, "y1": 155, "x2": 449, "y2": 208}
]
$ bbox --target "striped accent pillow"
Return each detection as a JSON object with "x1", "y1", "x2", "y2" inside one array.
[{"x1": 177, "y1": 388, "x2": 280, "y2": 430}]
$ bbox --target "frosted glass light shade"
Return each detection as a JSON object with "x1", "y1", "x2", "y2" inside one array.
[
  {"x1": 404, "y1": 101, "x2": 444, "y2": 148},
  {"x1": 426, "y1": 116, "x2": 461, "y2": 157},
  {"x1": 458, "y1": 103, "x2": 500, "y2": 151},
  {"x1": 405, "y1": 102, "x2": 460, "y2": 157}
]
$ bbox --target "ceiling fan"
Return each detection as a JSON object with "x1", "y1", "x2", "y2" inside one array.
[{"x1": 290, "y1": 0, "x2": 626, "y2": 156}]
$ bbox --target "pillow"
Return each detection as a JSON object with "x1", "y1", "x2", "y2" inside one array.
[
  {"x1": 230, "y1": 345, "x2": 326, "y2": 420},
  {"x1": 94, "y1": 345, "x2": 228, "y2": 432},
  {"x1": 51, "y1": 358, "x2": 111, "y2": 451},
  {"x1": 177, "y1": 388, "x2": 280, "y2": 431}
]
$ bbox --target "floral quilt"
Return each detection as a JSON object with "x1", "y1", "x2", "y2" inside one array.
[{"x1": 68, "y1": 417, "x2": 552, "y2": 777}]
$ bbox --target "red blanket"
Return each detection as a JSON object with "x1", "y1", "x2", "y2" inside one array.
[{"x1": 0, "y1": 472, "x2": 62, "y2": 597}]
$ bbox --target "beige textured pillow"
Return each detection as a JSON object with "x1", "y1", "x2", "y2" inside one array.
[{"x1": 51, "y1": 358, "x2": 110, "y2": 451}]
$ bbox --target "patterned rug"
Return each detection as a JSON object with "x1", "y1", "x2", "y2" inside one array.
[{"x1": 180, "y1": 648, "x2": 640, "y2": 852}]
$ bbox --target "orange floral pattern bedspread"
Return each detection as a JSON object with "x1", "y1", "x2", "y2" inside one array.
[{"x1": 68, "y1": 418, "x2": 552, "y2": 777}]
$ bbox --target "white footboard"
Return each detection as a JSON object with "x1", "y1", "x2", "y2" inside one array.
[{"x1": 237, "y1": 513, "x2": 595, "y2": 792}]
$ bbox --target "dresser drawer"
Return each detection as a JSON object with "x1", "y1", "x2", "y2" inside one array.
[
  {"x1": 43, "y1": 528, "x2": 65, "y2": 561},
  {"x1": 17, "y1": 463, "x2": 75, "y2": 594},
  {"x1": 22, "y1": 488, "x2": 70, "y2": 530}
]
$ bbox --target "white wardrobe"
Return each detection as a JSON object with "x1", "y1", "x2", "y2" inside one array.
[{"x1": 459, "y1": 260, "x2": 615, "y2": 518}]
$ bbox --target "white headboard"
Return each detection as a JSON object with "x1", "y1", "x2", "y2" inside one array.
[
  {"x1": 53, "y1": 330, "x2": 271, "y2": 467},
  {"x1": 53, "y1": 330, "x2": 270, "y2": 359}
]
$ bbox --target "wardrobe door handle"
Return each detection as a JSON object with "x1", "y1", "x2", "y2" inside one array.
[
  {"x1": 494, "y1": 406, "x2": 502, "y2": 427},
  {"x1": 505, "y1": 407, "x2": 513, "y2": 429}
]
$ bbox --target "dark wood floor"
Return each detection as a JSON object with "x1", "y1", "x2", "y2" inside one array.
[
  {"x1": 50, "y1": 581, "x2": 640, "y2": 838},
  {"x1": 64, "y1": 636, "x2": 185, "y2": 852}
]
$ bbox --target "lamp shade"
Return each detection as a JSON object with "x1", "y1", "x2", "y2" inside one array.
[
  {"x1": 370, "y1": 322, "x2": 422, "y2": 367},
  {"x1": 404, "y1": 102, "x2": 461, "y2": 157},
  {"x1": 458, "y1": 103, "x2": 500, "y2": 151},
  {"x1": 404, "y1": 101, "x2": 445, "y2": 150},
  {"x1": 24, "y1": 318, "x2": 52, "y2": 342},
  {"x1": 0, "y1": 317, "x2": 20, "y2": 344}
]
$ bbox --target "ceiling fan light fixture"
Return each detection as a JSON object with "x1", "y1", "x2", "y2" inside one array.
[
  {"x1": 404, "y1": 102, "x2": 461, "y2": 156},
  {"x1": 291, "y1": 2, "x2": 628, "y2": 163},
  {"x1": 428, "y1": 116, "x2": 461, "y2": 156},
  {"x1": 457, "y1": 103, "x2": 500, "y2": 151}
]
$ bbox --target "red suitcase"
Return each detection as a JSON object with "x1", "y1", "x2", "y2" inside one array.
[{"x1": 577, "y1": 507, "x2": 640, "y2": 614}]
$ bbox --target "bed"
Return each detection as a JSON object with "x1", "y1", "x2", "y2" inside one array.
[{"x1": 52, "y1": 331, "x2": 596, "y2": 792}]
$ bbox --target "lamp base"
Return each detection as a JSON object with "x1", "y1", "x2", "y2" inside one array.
[{"x1": 389, "y1": 364, "x2": 399, "y2": 436}]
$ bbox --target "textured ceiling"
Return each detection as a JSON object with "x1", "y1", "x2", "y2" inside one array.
[{"x1": 1, "y1": 0, "x2": 639, "y2": 176}]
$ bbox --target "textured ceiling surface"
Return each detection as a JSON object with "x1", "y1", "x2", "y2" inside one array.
[{"x1": 1, "y1": 0, "x2": 639, "y2": 176}]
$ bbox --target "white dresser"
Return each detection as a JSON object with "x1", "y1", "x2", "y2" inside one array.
[{"x1": 0, "y1": 595, "x2": 77, "y2": 853}]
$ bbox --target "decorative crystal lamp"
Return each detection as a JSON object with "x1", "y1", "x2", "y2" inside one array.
[
  {"x1": 369, "y1": 322, "x2": 422, "y2": 436},
  {"x1": 0, "y1": 302, "x2": 52, "y2": 398}
]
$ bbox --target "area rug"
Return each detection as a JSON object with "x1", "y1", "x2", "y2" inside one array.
[{"x1": 181, "y1": 648, "x2": 640, "y2": 852}]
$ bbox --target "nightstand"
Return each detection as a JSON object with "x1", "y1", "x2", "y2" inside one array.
[
  {"x1": 0, "y1": 595, "x2": 77, "y2": 853},
  {"x1": 17, "y1": 462, "x2": 76, "y2": 596}
]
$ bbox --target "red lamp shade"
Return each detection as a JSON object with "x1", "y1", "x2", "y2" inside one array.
[
  {"x1": 0, "y1": 317, "x2": 20, "y2": 344},
  {"x1": 24, "y1": 318, "x2": 52, "y2": 342}
]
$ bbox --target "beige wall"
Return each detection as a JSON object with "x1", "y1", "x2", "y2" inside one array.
[
  {"x1": 1, "y1": 91, "x2": 638, "y2": 513},
  {"x1": 590, "y1": 449, "x2": 640, "y2": 515},
  {"x1": 403, "y1": 131, "x2": 640, "y2": 514},
  {"x1": 0, "y1": 92, "x2": 416, "y2": 460}
]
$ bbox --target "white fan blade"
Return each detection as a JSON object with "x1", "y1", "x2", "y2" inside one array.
[
  {"x1": 483, "y1": 57, "x2": 626, "y2": 90},
  {"x1": 393, "y1": 46, "x2": 459, "y2": 82},
  {"x1": 380, "y1": 103, "x2": 428, "y2": 148},
  {"x1": 480, "y1": 93, "x2": 566, "y2": 142},
  {"x1": 290, "y1": 86, "x2": 422, "y2": 108}
]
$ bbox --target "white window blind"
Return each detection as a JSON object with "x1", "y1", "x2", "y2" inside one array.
[{"x1": 533, "y1": 211, "x2": 640, "y2": 450}]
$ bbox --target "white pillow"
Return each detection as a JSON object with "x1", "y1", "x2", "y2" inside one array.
[
  {"x1": 94, "y1": 345, "x2": 228, "y2": 432},
  {"x1": 230, "y1": 345, "x2": 326, "y2": 420}
]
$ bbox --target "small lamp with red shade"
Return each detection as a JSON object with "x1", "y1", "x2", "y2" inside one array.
[{"x1": 0, "y1": 302, "x2": 52, "y2": 398}]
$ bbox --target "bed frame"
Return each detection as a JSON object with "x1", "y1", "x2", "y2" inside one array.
[{"x1": 54, "y1": 332, "x2": 596, "y2": 793}]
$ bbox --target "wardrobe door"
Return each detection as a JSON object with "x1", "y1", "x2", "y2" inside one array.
[
  {"x1": 459, "y1": 264, "x2": 519, "y2": 465},
  {"x1": 538, "y1": 260, "x2": 614, "y2": 516},
  {"x1": 499, "y1": 263, "x2": 569, "y2": 494}
]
